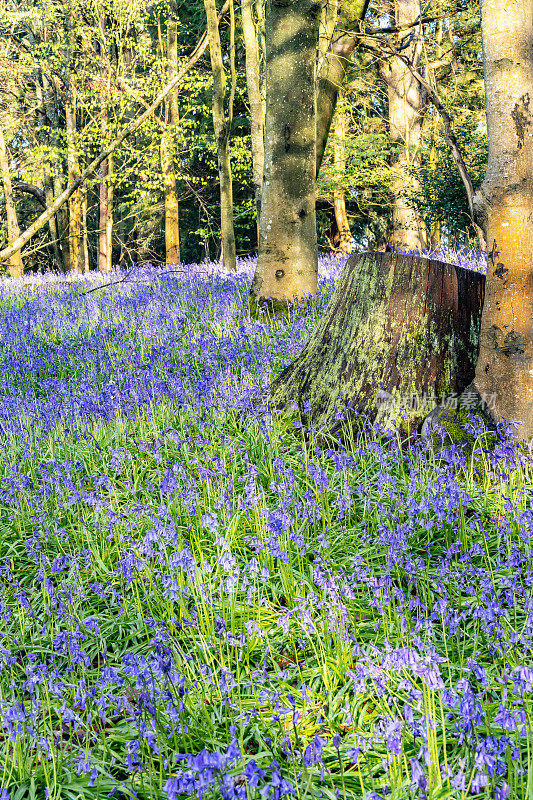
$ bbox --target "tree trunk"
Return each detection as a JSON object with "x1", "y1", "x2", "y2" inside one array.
[
  {"x1": 332, "y1": 93, "x2": 352, "y2": 255},
  {"x1": 98, "y1": 13, "x2": 113, "y2": 273},
  {"x1": 380, "y1": 0, "x2": 427, "y2": 251},
  {"x1": 161, "y1": 16, "x2": 181, "y2": 266},
  {"x1": 42, "y1": 72, "x2": 69, "y2": 272},
  {"x1": 0, "y1": 127, "x2": 24, "y2": 277},
  {"x1": 65, "y1": 88, "x2": 83, "y2": 273},
  {"x1": 270, "y1": 252, "x2": 485, "y2": 431},
  {"x1": 99, "y1": 145, "x2": 111, "y2": 272},
  {"x1": 471, "y1": 0, "x2": 533, "y2": 439},
  {"x1": 204, "y1": 0, "x2": 237, "y2": 272},
  {"x1": 250, "y1": 0, "x2": 323, "y2": 311},
  {"x1": 81, "y1": 187, "x2": 89, "y2": 272},
  {"x1": 241, "y1": 0, "x2": 264, "y2": 233},
  {"x1": 316, "y1": 0, "x2": 368, "y2": 178},
  {"x1": 35, "y1": 75, "x2": 64, "y2": 271}
]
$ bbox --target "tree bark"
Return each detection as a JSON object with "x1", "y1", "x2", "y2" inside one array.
[
  {"x1": 241, "y1": 0, "x2": 265, "y2": 232},
  {"x1": 471, "y1": 0, "x2": 533, "y2": 438},
  {"x1": 316, "y1": 0, "x2": 368, "y2": 178},
  {"x1": 250, "y1": 0, "x2": 323, "y2": 310},
  {"x1": 65, "y1": 87, "x2": 84, "y2": 273},
  {"x1": 332, "y1": 92, "x2": 352, "y2": 254},
  {"x1": 204, "y1": 0, "x2": 237, "y2": 272},
  {"x1": 98, "y1": 13, "x2": 113, "y2": 273},
  {"x1": 0, "y1": 127, "x2": 24, "y2": 277},
  {"x1": 380, "y1": 0, "x2": 427, "y2": 251},
  {"x1": 81, "y1": 186, "x2": 90, "y2": 272},
  {"x1": 270, "y1": 252, "x2": 484, "y2": 432},
  {"x1": 42, "y1": 72, "x2": 69, "y2": 272},
  {"x1": 35, "y1": 75, "x2": 64, "y2": 271},
  {"x1": 161, "y1": 16, "x2": 181, "y2": 266}
]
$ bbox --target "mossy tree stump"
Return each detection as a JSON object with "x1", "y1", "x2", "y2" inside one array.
[{"x1": 269, "y1": 251, "x2": 485, "y2": 431}]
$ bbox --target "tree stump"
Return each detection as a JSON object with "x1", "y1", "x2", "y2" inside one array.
[{"x1": 269, "y1": 251, "x2": 485, "y2": 432}]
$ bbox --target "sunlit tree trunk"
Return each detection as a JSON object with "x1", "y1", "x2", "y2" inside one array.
[
  {"x1": 0, "y1": 127, "x2": 24, "y2": 277},
  {"x1": 98, "y1": 13, "x2": 113, "y2": 273},
  {"x1": 204, "y1": 0, "x2": 237, "y2": 271},
  {"x1": 65, "y1": 87, "x2": 84, "y2": 273},
  {"x1": 98, "y1": 136, "x2": 111, "y2": 272},
  {"x1": 471, "y1": 0, "x2": 533, "y2": 438},
  {"x1": 160, "y1": 15, "x2": 181, "y2": 266},
  {"x1": 380, "y1": 0, "x2": 427, "y2": 251},
  {"x1": 250, "y1": 0, "x2": 323, "y2": 311},
  {"x1": 332, "y1": 92, "x2": 352, "y2": 255},
  {"x1": 81, "y1": 187, "x2": 90, "y2": 272},
  {"x1": 241, "y1": 0, "x2": 264, "y2": 232}
]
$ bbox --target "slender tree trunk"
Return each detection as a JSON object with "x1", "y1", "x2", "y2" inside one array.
[
  {"x1": 42, "y1": 73, "x2": 69, "y2": 271},
  {"x1": 471, "y1": 0, "x2": 533, "y2": 438},
  {"x1": 0, "y1": 127, "x2": 24, "y2": 277},
  {"x1": 65, "y1": 87, "x2": 83, "y2": 273},
  {"x1": 106, "y1": 153, "x2": 114, "y2": 272},
  {"x1": 316, "y1": 0, "x2": 368, "y2": 177},
  {"x1": 98, "y1": 13, "x2": 113, "y2": 273},
  {"x1": 332, "y1": 92, "x2": 352, "y2": 255},
  {"x1": 250, "y1": 0, "x2": 323, "y2": 311},
  {"x1": 81, "y1": 187, "x2": 89, "y2": 272},
  {"x1": 380, "y1": 0, "x2": 427, "y2": 251},
  {"x1": 241, "y1": 0, "x2": 264, "y2": 233},
  {"x1": 98, "y1": 135, "x2": 110, "y2": 272},
  {"x1": 36, "y1": 75, "x2": 63, "y2": 271},
  {"x1": 204, "y1": 0, "x2": 237, "y2": 271},
  {"x1": 161, "y1": 16, "x2": 181, "y2": 266}
]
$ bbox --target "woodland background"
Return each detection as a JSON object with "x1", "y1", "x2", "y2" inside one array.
[{"x1": 0, "y1": 0, "x2": 487, "y2": 274}]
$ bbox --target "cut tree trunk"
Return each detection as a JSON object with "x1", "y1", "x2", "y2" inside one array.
[{"x1": 269, "y1": 252, "x2": 485, "y2": 432}]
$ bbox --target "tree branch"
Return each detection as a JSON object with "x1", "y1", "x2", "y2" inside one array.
[{"x1": 12, "y1": 182, "x2": 46, "y2": 208}]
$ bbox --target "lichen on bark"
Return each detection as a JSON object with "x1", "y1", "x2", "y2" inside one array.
[{"x1": 269, "y1": 252, "x2": 485, "y2": 434}]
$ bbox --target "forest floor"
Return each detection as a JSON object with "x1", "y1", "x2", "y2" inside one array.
[{"x1": 0, "y1": 250, "x2": 531, "y2": 800}]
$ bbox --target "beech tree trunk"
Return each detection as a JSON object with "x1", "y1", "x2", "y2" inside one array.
[
  {"x1": 241, "y1": 0, "x2": 265, "y2": 232},
  {"x1": 250, "y1": 0, "x2": 323, "y2": 310},
  {"x1": 332, "y1": 93, "x2": 352, "y2": 255},
  {"x1": 204, "y1": 0, "x2": 237, "y2": 272},
  {"x1": 0, "y1": 127, "x2": 24, "y2": 277},
  {"x1": 161, "y1": 16, "x2": 181, "y2": 266},
  {"x1": 380, "y1": 0, "x2": 428, "y2": 251},
  {"x1": 270, "y1": 252, "x2": 485, "y2": 431},
  {"x1": 471, "y1": 0, "x2": 533, "y2": 439}
]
